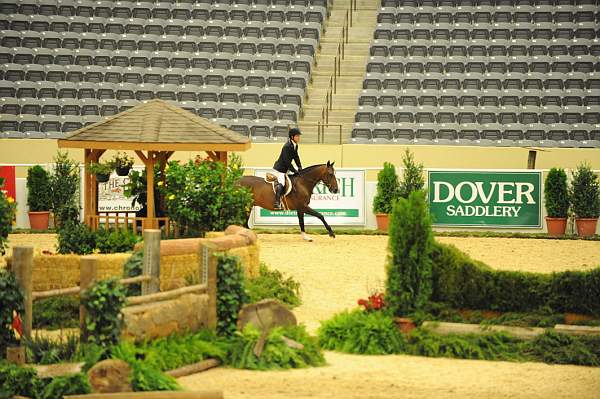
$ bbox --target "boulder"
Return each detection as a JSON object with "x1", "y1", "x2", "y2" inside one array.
[
  {"x1": 88, "y1": 359, "x2": 133, "y2": 393},
  {"x1": 237, "y1": 299, "x2": 297, "y2": 332}
]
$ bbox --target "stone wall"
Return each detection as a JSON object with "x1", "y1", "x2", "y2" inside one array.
[{"x1": 121, "y1": 293, "x2": 209, "y2": 342}]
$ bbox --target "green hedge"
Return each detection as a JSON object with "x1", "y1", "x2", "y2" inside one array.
[{"x1": 431, "y1": 241, "x2": 600, "y2": 316}]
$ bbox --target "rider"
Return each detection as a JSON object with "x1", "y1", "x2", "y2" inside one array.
[{"x1": 272, "y1": 127, "x2": 302, "y2": 210}]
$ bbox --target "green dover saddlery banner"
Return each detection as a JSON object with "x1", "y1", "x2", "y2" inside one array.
[{"x1": 428, "y1": 170, "x2": 542, "y2": 228}]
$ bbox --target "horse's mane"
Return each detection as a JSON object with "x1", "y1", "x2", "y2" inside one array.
[{"x1": 296, "y1": 164, "x2": 325, "y2": 176}]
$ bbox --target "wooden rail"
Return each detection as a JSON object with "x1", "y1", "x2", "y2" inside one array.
[
  {"x1": 318, "y1": 3, "x2": 354, "y2": 143},
  {"x1": 86, "y1": 214, "x2": 174, "y2": 238},
  {"x1": 127, "y1": 284, "x2": 207, "y2": 306},
  {"x1": 32, "y1": 276, "x2": 152, "y2": 300}
]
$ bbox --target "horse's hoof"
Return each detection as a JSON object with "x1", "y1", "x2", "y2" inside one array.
[
  {"x1": 302, "y1": 233, "x2": 313, "y2": 242},
  {"x1": 329, "y1": 232, "x2": 336, "y2": 238}
]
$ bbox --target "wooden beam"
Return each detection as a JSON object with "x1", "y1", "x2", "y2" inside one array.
[
  {"x1": 146, "y1": 151, "x2": 156, "y2": 227},
  {"x1": 83, "y1": 149, "x2": 91, "y2": 222},
  {"x1": 135, "y1": 150, "x2": 148, "y2": 164},
  {"x1": 127, "y1": 284, "x2": 207, "y2": 306},
  {"x1": 65, "y1": 392, "x2": 224, "y2": 399},
  {"x1": 58, "y1": 140, "x2": 251, "y2": 152},
  {"x1": 205, "y1": 151, "x2": 218, "y2": 162},
  {"x1": 165, "y1": 359, "x2": 221, "y2": 378}
]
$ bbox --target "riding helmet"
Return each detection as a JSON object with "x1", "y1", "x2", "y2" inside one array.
[{"x1": 288, "y1": 127, "x2": 302, "y2": 138}]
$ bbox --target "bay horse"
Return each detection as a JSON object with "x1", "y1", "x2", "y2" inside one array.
[{"x1": 239, "y1": 161, "x2": 339, "y2": 240}]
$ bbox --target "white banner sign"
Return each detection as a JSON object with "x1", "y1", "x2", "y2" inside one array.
[
  {"x1": 97, "y1": 173, "x2": 142, "y2": 213},
  {"x1": 252, "y1": 169, "x2": 365, "y2": 226}
]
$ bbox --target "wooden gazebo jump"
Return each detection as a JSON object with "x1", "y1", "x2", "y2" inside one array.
[{"x1": 58, "y1": 99, "x2": 251, "y2": 231}]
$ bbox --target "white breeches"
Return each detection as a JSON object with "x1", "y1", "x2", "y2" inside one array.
[{"x1": 273, "y1": 170, "x2": 286, "y2": 186}]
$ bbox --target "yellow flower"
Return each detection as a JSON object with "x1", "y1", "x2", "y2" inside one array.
[
  {"x1": 157, "y1": 181, "x2": 164, "y2": 186},
  {"x1": 168, "y1": 194, "x2": 176, "y2": 200},
  {"x1": 7, "y1": 197, "x2": 15, "y2": 203}
]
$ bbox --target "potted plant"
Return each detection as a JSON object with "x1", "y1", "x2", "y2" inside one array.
[
  {"x1": 570, "y1": 163, "x2": 600, "y2": 237},
  {"x1": 112, "y1": 152, "x2": 134, "y2": 176},
  {"x1": 26, "y1": 165, "x2": 52, "y2": 230},
  {"x1": 544, "y1": 168, "x2": 570, "y2": 235},
  {"x1": 372, "y1": 162, "x2": 400, "y2": 231},
  {"x1": 89, "y1": 161, "x2": 113, "y2": 183}
]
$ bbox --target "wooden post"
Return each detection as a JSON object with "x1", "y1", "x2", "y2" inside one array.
[
  {"x1": 527, "y1": 150, "x2": 537, "y2": 169},
  {"x1": 142, "y1": 229, "x2": 161, "y2": 295},
  {"x1": 79, "y1": 256, "x2": 98, "y2": 342},
  {"x1": 12, "y1": 246, "x2": 33, "y2": 340},
  {"x1": 146, "y1": 151, "x2": 156, "y2": 229},
  {"x1": 6, "y1": 346, "x2": 26, "y2": 365},
  {"x1": 199, "y1": 242, "x2": 218, "y2": 330}
]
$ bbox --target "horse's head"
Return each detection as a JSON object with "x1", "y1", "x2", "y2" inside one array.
[{"x1": 322, "y1": 161, "x2": 339, "y2": 194}]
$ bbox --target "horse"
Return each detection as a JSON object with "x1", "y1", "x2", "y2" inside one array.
[{"x1": 239, "y1": 161, "x2": 339, "y2": 241}]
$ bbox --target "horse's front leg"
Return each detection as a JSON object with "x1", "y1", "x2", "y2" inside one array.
[
  {"x1": 302, "y1": 206, "x2": 335, "y2": 238},
  {"x1": 297, "y1": 211, "x2": 313, "y2": 242}
]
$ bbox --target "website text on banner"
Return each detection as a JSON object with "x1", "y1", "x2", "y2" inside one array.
[
  {"x1": 97, "y1": 173, "x2": 142, "y2": 213},
  {"x1": 428, "y1": 170, "x2": 542, "y2": 228},
  {"x1": 253, "y1": 169, "x2": 365, "y2": 226}
]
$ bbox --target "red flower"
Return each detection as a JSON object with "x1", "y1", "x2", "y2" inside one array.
[{"x1": 11, "y1": 311, "x2": 22, "y2": 340}]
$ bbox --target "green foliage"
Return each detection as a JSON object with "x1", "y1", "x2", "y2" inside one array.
[
  {"x1": 123, "y1": 250, "x2": 144, "y2": 296},
  {"x1": 0, "y1": 363, "x2": 90, "y2": 399},
  {"x1": 129, "y1": 361, "x2": 181, "y2": 391},
  {"x1": 24, "y1": 333, "x2": 80, "y2": 365},
  {"x1": 544, "y1": 168, "x2": 570, "y2": 218},
  {"x1": 245, "y1": 263, "x2": 301, "y2": 308},
  {"x1": 95, "y1": 228, "x2": 138, "y2": 253},
  {"x1": 57, "y1": 221, "x2": 96, "y2": 254},
  {"x1": 112, "y1": 330, "x2": 228, "y2": 372},
  {"x1": 26, "y1": 165, "x2": 52, "y2": 212},
  {"x1": 523, "y1": 331, "x2": 600, "y2": 366},
  {"x1": 318, "y1": 309, "x2": 406, "y2": 355},
  {"x1": 0, "y1": 361, "x2": 41, "y2": 399},
  {"x1": 111, "y1": 152, "x2": 134, "y2": 169},
  {"x1": 81, "y1": 278, "x2": 127, "y2": 347},
  {"x1": 50, "y1": 151, "x2": 80, "y2": 229},
  {"x1": 430, "y1": 241, "x2": 600, "y2": 316},
  {"x1": 217, "y1": 254, "x2": 247, "y2": 336},
  {"x1": 386, "y1": 190, "x2": 433, "y2": 315},
  {"x1": 0, "y1": 181, "x2": 16, "y2": 255},
  {"x1": 57, "y1": 223, "x2": 137, "y2": 254},
  {"x1": 88, "y1": 161, "x2": 114, "y2": 176},
  {"x1": 162, "y1": 154, "x2": 253, "y2": 235},
  {"x1": 570, "y1": 163, "x2": 600, "y2": 218},
  {"x1": 33, "y1": 296, "x2": 79, "y2": 330},
  {"x1": 372, "y1": 162, "x2": 400, "y2": 214},
  {"x1": 0, "y1": 269, "x2": 25, "y2": 355},
  {"x1": 398, "y1": 149, "x2": 425, "y2": 199},
  {"x1": 227, "y1": 325, "x2": 325, "y2": 370},
  {"x1": 405, "y1": 329, "x2": 524, "y2": 361},
  {"x1": 39, "y1": 373, "x2": 91, "y2": 398}
]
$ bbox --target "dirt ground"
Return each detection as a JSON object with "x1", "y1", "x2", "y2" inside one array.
[
  {"x1": 181, "y1": 234, "x2": 600, "y2": 399},
  {"x1": 5, "y1": 233, "x2": 600, "y2": 398}
]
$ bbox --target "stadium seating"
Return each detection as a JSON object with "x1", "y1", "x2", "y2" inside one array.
[
  {"x1": 0, "y1": 0, "x2": 329, "y2": 140},
  {"x1": 352, "y1": 0, "x2": 600, "y2": 147}
]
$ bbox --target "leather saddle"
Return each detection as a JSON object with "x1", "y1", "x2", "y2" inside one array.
[{"x1": 265, "y1": 173, "x2": 293, "y2": 196}]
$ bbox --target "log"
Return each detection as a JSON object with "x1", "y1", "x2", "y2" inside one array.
[
  {"x1": 6, "y1": 346, "x2": 26, "y2": 365},
  {"x1": 65, "y1": 391, "x2": 223, "y2": 399},
  {"x1": 13, "y1": 246, "x2": 33, "y2": 339},
  {"x1": 224, "y1": 225, "x2": 258, "y2": 244},
  {"x1": 135, "y1": 238, "x2": 203, "y2": 256},
  {"x1": 554, "y1": 324, "x2": 600, "y2": 336},
  {"x1": 126, "y1": 284, "x2": 207, "y2": 306},
  {"x1": 33, "y1": 362, "x2": 84, "y2": 379},
  {"x1": 142, "y1": 229, "x2": 161, "y2": 295},
  {"x1": 33, "y1": 286, "x2": 80, "y2": 300},
  {"x1": 120, "y1": 275, "x2": 151, "y2": 286},
  {"x1": 421, "y1": 321, "x2": 546, "y2": 340},
  {"x1": 165, "y1": 359, "x2": 221, "y2": 378}
]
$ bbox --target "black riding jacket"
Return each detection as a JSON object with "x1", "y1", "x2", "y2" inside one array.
[{"x1": 273, "y1": 139, "x2": 302, "y2": 174}]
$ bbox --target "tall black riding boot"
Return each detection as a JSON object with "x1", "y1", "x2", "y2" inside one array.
[{"x1": 274, "y1": 183, "x2": 284, "y2": 210}]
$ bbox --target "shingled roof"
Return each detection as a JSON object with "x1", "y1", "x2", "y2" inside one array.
[{"x1": 58, "y1": 99, "x2": 251, "y2": 152}]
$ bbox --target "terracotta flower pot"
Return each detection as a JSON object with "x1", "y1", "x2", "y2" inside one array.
[
  {"x1": 545, "y1": 217, "x2": 567, "y2": 236},
  {"x1": 28, "y1": 211, "x2": 50, "y2": 230},
  {"x1": 395, "y1": 317, "x2": 416, "y2": 334},
  {"x1": 375, "y1": 213, "x2": 389, "y2": 231},
  {"x1": 575, "y1": 218, "x2": 598, "y2": 237}
]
